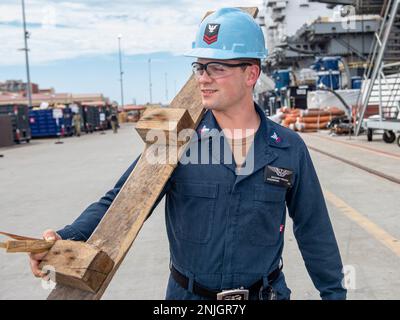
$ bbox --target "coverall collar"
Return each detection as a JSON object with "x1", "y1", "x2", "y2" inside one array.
[{"x1": 196, "y1": 103, "x2": 290, "y2": 180}]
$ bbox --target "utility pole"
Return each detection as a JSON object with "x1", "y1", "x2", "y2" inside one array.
[
  {"x1": 148, "y1": 58, "x2": 153, "y2": 104},
  {"x1": 174, "y1": 80, "x2": 177, "y2": 96},
  {"x1": 165, "y1": 72, "x2": 168, "y2": 103},
  {"x1": 21, "y1": 0, "x2": 32, "y2": 109},
  {"x1": 117, "y1": 35, "x2": 125, "y2": 109}
]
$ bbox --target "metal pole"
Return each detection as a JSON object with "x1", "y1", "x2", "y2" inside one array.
[
  {"x1": 379, "y1": 67, "x2": 383, "y2": 123},
  {"x1": 174, "y1": 80, "x2": 177, "y2": 96},
  {"x1": 165, "y1": 72, "x2": 168, "y2": 102},
  {"x1": 117, "y1": 35, "x2": 124, "y2": 109},
  {"x1": 148, "y1": 59, "x2": 153, "y2": 103},
  {"x1": 21, "y1": 0, "x2": 32, "y2": 109}
]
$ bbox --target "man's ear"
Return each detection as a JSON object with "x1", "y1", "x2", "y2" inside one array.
[{"x1": 246, "y1": 65, "x2": 260, "y2": 87}]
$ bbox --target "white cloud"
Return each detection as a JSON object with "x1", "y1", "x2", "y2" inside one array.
[{"x1": 0, "y1": 0, "x2": 262, "y2": 66}]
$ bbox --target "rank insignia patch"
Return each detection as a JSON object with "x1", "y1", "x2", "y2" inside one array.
[{"x1": 203, "y1": 23, "x2": 220, "y2": 45}]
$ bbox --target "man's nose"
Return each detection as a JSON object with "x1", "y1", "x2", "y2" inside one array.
[{"x1": 197, "y1": 70, "x2": 213, "y2": 84}]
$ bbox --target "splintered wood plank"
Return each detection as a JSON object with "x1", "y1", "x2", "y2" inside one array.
[
  {"x1": 2, "y1": 240, "x2": 55, "y2": 253},
  {"x1": 135, "y1": 108, "x2": 195, "y2": 144},
  {"x1": 40, "y1": 240, "x2": 114, "y2": 293},
  {"x1": 46, "y1": 7, "x2": 258, "y2": 300}
]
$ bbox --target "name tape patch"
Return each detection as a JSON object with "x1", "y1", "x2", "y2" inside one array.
[{"x1": 264, "y1": 165, "x2": 293, "y2": 188}]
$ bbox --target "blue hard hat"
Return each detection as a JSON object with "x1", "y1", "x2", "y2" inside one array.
[{"x1": 185, "y1": 7, "x2": 267, "y2": 60}]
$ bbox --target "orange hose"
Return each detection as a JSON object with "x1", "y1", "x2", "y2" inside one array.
[
  {"x1": 296, "y1": 115, "x2": 332, "y2": 123},
  {"x1": 300, "y1": 109, "x2": 345, "y2": 117},
  {"x1": 295, "y1": 122, "x2": 329, "y2": 131}
]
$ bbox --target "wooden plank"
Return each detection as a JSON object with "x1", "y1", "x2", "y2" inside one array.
[
  {"x1": 135, "y1": 108, "x2": 194, "y2": 145},
  {"x1": 40, "y1": 241, "x2": 114, "y2": 293},
  {"x1": 0, "y1": 231, "x2": 55, "y2": 254},
  {"x1": 45, "y1": 7, "x2": 259, "y2": 300},
  {"x1": 2, "y1": 240, "x2": 55, "y2": 253}
]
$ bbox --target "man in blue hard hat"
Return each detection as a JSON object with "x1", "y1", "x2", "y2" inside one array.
[{"x1": 30, "y1": 8, "x2": 346, "y2": 300}]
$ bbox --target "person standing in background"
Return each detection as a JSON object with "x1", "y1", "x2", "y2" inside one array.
[
  {"x1": 73, "y1": 112, "x2": 81, "y2": 137},
  {"x1": 110, "y1": 113, "x2": 118, "y2": 134}
]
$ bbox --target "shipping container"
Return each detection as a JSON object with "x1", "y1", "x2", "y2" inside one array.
[
  {"x1": 0, "y1": 104, "x2": 31, "y2": 143},
  {"x1": 82, "y1": 106, "x2": 99, "y2": 133},
  {"x1": 0, "y1": 115, "x2": 14, "y2": 147},
  {"x1": 29, "y1": 108, "x2": 72, "y2": 138}
]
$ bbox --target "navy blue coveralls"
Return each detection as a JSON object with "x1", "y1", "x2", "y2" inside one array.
[{"x1": 57, "y1": 104, "x2": 346, "y2": 300}]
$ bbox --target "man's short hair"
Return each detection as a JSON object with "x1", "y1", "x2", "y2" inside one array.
[{"x1": 237, "y1": 58, "x2": 261, "y2": 72}]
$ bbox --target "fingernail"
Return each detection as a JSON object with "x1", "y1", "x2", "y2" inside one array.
[{"x1": 46, "y1": 237, "x2": 55, "y2": 241}]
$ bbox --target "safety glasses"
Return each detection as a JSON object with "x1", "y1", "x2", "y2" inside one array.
[{"x1": 191, "y1": 61, "x2": 252, "y2": 79}]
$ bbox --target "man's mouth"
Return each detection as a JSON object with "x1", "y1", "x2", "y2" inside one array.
[{"x1": 201, "y1": 89, "x2": 218, "y2": 96}]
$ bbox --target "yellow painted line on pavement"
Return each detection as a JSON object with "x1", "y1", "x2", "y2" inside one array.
[{"x1": 324, "y1": 189, "x2": 400, "y2": 257}]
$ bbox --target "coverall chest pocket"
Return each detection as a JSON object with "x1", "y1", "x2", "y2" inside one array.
[
  {"x1": 171, "y1": 182, "x2": 217, "y2": 244},
  {"x1": 249, "y1": 184, "x2": 286, "y2": 247}
]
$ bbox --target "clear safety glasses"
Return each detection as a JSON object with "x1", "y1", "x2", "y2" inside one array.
[{"x1": 191, "y1": 61, "x2": 252, "y2": 79}]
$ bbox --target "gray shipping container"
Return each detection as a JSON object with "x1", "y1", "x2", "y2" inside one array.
[
  {"x1": 0, "y1": 115, "x2": 14, "y2": 147},
  {"x1": 0, "y1": 105, "x2": 31, "y2": 143}
]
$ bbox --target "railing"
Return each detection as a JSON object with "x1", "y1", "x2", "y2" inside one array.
[{"x1": 355, "y1": 0, "x2": 400, "y2": 134}]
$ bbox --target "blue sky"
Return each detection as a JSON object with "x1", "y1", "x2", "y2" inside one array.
[
  {"x1": 1, "y1": 51, "x2": 194, "y2": 105},
  {"x1": 0, "y1": 0, "x2": 262, "y2": 105}
]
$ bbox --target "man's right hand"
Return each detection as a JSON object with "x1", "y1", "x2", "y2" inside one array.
[{"x1": 29, "y1": 229, "x2": 61, "y2": 279}]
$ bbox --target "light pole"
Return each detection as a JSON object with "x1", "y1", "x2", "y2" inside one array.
[
  {"x1": 165, "y1": 72, "x2": 168, "y2": 103},
  {"x1": 117, "y1": 34, "x2": 125, "y2": 109},
  {"x1": 174, "y1": 80, "x2": 177, "y2": 96},
  {"x1": 148, "y1": 58, "x2": 153, "y2": 104},
  {"x1": 21, "y1": 0, "x2": 32, "y2": 109}
]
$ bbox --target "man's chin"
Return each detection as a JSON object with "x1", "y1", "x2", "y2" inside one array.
[{"x1": 201, "y1": 101, "x2": 217, "y2": 110}]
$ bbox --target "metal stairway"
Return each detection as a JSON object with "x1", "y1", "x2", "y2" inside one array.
[
  {"x1": 354, "y1": 0, "x2": 400, "y2": 135},
  {"x1": 312, "y1": 0, "x2": 400, "y2": 135}
]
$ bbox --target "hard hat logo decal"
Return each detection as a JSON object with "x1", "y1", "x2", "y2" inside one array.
[
  {"x1": 208, "y1": 24, "x2": 218, "y2": 33},
  {"x1": 203, "y1": 23, "x2": 220, "y2": 45}
]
